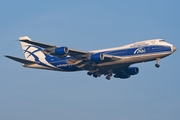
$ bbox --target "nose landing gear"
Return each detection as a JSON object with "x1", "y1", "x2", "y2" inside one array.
[
  {"x1": 155, "y1": 58, "x2": 160, "y2": 68},
  {"x1": 155, "y1": 63, "x2": 160, "y2": 68}
]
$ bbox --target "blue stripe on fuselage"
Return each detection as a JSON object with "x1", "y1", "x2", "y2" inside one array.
[
  {"x1": 105, "y1": 45, "x2": 171, "y2": 56},
  {"x1": 43, "y1": 45, "x2": 171, "y2": 71},
  {"x1": 44, "y1": 55, "x2": 81, "y2": 71}
]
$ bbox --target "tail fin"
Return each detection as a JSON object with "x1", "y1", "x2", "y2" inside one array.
[{"x1": 19, "y1": 36, "x2": 44, "y2": 62}]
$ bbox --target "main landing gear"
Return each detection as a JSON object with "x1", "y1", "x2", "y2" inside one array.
[
  {"x1": 155, "y1": 58, "x2": 160, "y2": 68},
  {"x1": 87, "y1": 70, "x2": 101, "y2": 78},
  {"x1": 105, "y1": 74, "x2": 112, "y2": 80},
  {"x1": 105, "y1": 70, "x2": 113, "y2": 80},
  {"x1": 87, "y1": 69, "x2": 113, "y2": 80},
  {"x1": 87, "y1": 71, "x2": 92, "y2": 76}
]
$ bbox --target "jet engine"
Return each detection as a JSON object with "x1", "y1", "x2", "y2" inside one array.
[
  {"x1": 42, "y1": 46, "x2": 69, "y2": 56},
  {"x1": 90, "y1": 53, "x2": 104, "y2": 61},
  {"x1": 114, "y1": 67, "x2": 139, "y2": 79},
  {"x1": 126, "y1": 67, "x2": 139, "y2": 75},
  {"x1": 114, "y1": 74, "x2": 130, "y2": 79},
  {"x1": 53, "y1": 47, "x2": 69, "y2": 55}
]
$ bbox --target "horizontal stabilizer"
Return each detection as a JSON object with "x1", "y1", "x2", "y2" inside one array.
[{"x1": 4, "y1": 55, "x2": 38, "y2": 64}]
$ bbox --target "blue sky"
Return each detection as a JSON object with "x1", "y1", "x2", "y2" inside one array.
[{"x1": 0, "y1": 0, "x2": 180, "y2": 120}]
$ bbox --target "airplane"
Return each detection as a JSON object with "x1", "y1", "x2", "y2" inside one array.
[{"x1": 5, "y1": 36, "x2": 176, "y2": 80}]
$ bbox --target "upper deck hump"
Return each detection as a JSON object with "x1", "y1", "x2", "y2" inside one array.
[{"x1": 90, "y1": 39, "x2": 164, "y2": 53}]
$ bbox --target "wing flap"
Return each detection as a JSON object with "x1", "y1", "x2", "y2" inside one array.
[
  {"x1": 5, "y1": 55, "x2": 38, "y2": 64},
  {"x1": 68, "y1": 49, "x2": 87, "y2": 58},
  {"x1": 104, "y1": 54, "x2": 122, "y2": 61}
]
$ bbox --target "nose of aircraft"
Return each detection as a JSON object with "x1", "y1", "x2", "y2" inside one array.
[{"x1": 172, "y1": 46, "x2": 177, "y2": 52}]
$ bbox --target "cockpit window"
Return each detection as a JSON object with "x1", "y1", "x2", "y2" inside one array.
[{"x1": 159, "y1": 40, "x2": 165, "y2": 42}]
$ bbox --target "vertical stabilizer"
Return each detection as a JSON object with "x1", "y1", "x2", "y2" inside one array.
[{"x1": 19, "y1": 36, "x2": 44, "y2": 61}]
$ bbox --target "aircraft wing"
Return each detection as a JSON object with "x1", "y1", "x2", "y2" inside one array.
[
  {"x1": 5, "y1": 55, "x2": 38, "y2": 64},
  {"x1": 19, "y1": 39, "x2": 88, "y2": 58},
  {"x1": 20, "y1": 39, "x2": 123, "y2": 63},
  {"x1": 67, "y1": 48, "x2": 88, "y2": 58}
]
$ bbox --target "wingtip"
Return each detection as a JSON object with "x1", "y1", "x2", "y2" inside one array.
[
  {"x1": 4, "y1": 55, "x2": 8, "y2": 57},
  {"x1": 4, "y1": 55, "x2": 12, "y2": 59}
]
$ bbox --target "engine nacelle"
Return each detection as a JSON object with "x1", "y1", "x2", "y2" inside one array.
[
  {"x1": 114, "y1": 74, "x2": 130, "y2": 79},
  {"x1": 53, "y1": 47, "x2": 69, "y2": 55},
  {"x1": 113, "y1": 67, "x2": 139, "y2": 79},
  {"x1": 90, "y1": 53, "x2": 104, "y2": 61},
  {"x1": 126, "y1": 67, "x2": 139, "y2": 75}
]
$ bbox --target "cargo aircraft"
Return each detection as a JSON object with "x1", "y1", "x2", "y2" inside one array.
[{"x1": 5, "y1": 36, "x2": 176, "y2": 80}]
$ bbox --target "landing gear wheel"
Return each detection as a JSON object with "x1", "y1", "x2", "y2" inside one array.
[
  {"x1": 106, "y1": 76, "x2": 111, "y2": 80},
  {"x1": 93, "y1": 73, "x2": 98, "y2": 78},
  {"x1": 97, "y1": 74, "x2": 101, "y2": 77},
  {"x1": 155, "y1": 58, "x2": 160, "y2": 68},
  {"x1": 155, "y1": 64, "x2": 160, "y2": 68},
  {"x1": 87, "y1": 72, "x2": 92, "y2": 76}
]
